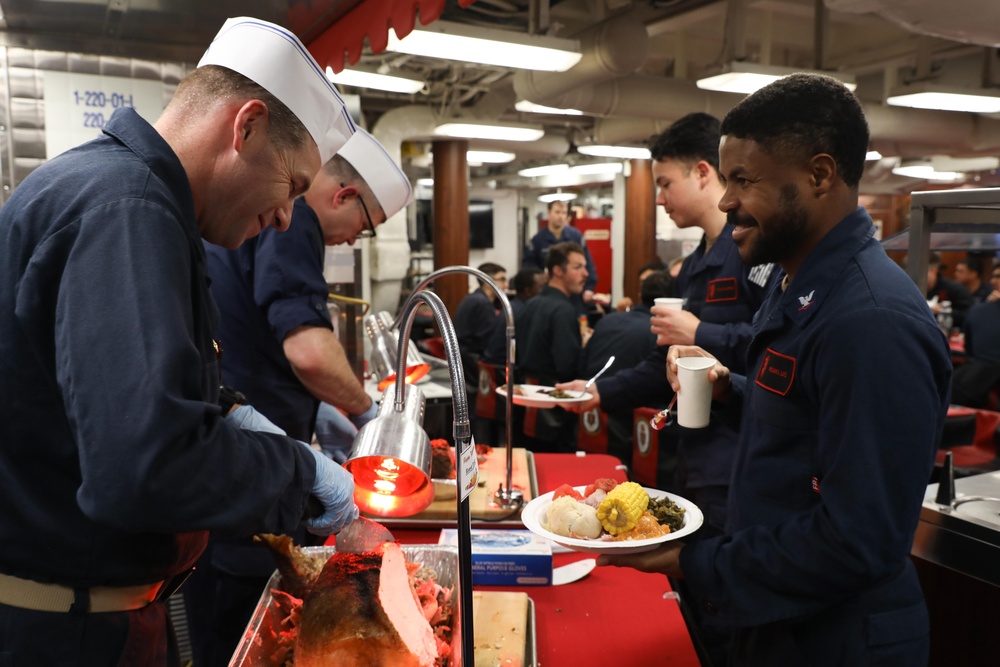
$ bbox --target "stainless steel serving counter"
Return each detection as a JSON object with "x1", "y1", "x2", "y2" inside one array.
[{"x1": 913, "y1": 470, "x2": 1000, "y2": 587}]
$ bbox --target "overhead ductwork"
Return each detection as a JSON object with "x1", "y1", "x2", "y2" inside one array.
[
  {"x1": 513, "y1": 11, "x2": 649, "y2": 111},
  {"x1": 502, "y1": 0, "x2": 1000, "y2": 166},
  {"x1": 369, "y1": 105, "x2": 438, "y2": 315},
  {"x1": 864, "y1": 104, "x2": 1000, "y2": 155},
  {"x1": 826, "y1": 0, "x2": 1000, "y2": 48}
]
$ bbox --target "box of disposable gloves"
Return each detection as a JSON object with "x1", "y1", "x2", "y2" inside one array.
[{"x1": 438, "y1": 529, "x2": 552, "y2": 586}]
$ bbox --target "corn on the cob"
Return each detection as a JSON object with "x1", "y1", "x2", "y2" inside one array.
[{"x1": 596, "y1": 482, "x2": 649, "y2": 535}]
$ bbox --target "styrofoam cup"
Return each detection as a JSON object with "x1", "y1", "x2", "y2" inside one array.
[
  {"x1": 676, "y1": 356, "x2": 716, "y2": 428},
  {"x1": 654, "y1": 297, "x2": 685, "y2": 311}
]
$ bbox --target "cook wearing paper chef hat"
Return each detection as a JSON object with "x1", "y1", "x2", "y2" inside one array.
[
  {"x1": 197, "y1": 16, "x2": 355, "y2": 164},
  {"x1": 336, "y1": 127, "x2": 415, "y2": 231},
  {"x1": 0, "y1": 15, "x2": 369, "y2": 667},
  {"x1": 190, "y1": 127, "x2": 414, "y2": 666}
]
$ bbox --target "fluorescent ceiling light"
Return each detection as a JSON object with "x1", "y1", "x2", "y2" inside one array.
[
  {"x1": 387, "y1": 21, "x2": 582, "y2": 72},
  {"x1": 539, "y1": 192, "x2": 578, "y2": 203},
  {"x1": 891, "y1": 155, "x2": 998, "y2": 181},
  {"x1": 886, "y1": 82, "x2": 1000, "y2": 113},
  {"x1": 518, "y1": 164, "x2": 569, "y2": 178},
  {"x1": 892, "y1": 162, "x2": 964, "y2": 181},
  {"x1": 434, "y1": 121, "x2": 544, "y2": 142},
  {"x1": 417, "y1": 178, "x2": 434, "y2": 186},
  {"x1": 866, "y1": 150, "x2": 883, "y2": 161},
  {"x1": 696, "y1": 62, "x2": 857, "y2": 95},
  {"x1": 514, "y1": 100, "x2": 584, "y2": 115},
  {"x1": 933, "y1": 156, "x2": 1000, "y2": 172},
  {"x1": 467, "y1": 150, "x2": 516, "y2": 164},
  {"x1": 577, "y1": 145, "x2": 651, "y2": 160},
  {"x1": 325, "y1": 66, "x2": 424, "y2": 94},
  {"x1": 570, "y1": 162, "x2": 623, "y2": 175}
]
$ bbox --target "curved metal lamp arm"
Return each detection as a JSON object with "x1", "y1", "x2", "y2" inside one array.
[
  {"x1": 399, "y1": 266, "x2": 520, "y2": 507},
  {"x1": 393, "y1": 290, "x2": 470, "y2": 442},
  {"x1": 392, "y1": 288, "x2": 474, "y2": 667}
]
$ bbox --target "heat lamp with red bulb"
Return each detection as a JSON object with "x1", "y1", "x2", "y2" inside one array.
[
  {"x1": 374, "y1": 362, "x2": 431, "y2": 392},
  {"x1": 344, "y1": 383, "x2": 435, "y2": 517},
  {"x1": 365, "y1": 311, "x2": 432, "y2": 392},
  {"x1": 347, "y1": 280, "x2": 510, "y2": 667}
]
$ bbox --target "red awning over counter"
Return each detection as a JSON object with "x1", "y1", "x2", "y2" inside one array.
[{"x1": 307, "y1": 0, "x2": 479, "y2": 74}]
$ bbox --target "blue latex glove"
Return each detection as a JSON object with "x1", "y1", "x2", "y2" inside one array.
[
  {"x1": 349, "y1": 399, "x2": 379, "y2": 430},
  {"x1": 301, "y1": 442, "x2": 358, "y2": 536},
  {"x1": 226, "y1": 404, "x2": 286, "y2": 435},
  {"x1": 314, "y1": 402, "x2": 358, "y2": 464}
]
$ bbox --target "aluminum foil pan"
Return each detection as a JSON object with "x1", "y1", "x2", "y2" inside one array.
[{"x1": 229, "y1": 544, "x2": 461, "y2": 667}]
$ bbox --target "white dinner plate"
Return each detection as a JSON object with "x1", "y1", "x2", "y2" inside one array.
[
  {"x1": 496, "y1": 384, "x2": 593, "y2": 409},
  {"x1": 521, "y1": 485, "x2": 703, "y2": 555}
]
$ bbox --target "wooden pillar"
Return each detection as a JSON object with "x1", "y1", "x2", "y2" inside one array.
[
  {"x1": 624, "y1": 158, "x2": 657, "y2": 302},
  {"x1": 432, "y1": 139, "x2": 470, "y2": 315}
]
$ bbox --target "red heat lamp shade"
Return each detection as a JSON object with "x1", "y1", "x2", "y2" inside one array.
[
  {"x1": 376, "y1": 362, "x2": 431, "y2": 392},
  {"x1": 346, "y1": 455, "x2": 434, "y2": 517}
]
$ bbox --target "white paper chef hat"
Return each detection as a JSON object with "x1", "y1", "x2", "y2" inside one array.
[
  {"x1": 197, "y1": 17, "x2": 355, "y2": 164},
  {"x1": 337, "y1": 128, "x2": 414, "y2": 219}
]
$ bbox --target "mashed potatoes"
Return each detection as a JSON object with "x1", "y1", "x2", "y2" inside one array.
[{"x1": 544, "y1": 496, "x2": 603, "y2": 539}]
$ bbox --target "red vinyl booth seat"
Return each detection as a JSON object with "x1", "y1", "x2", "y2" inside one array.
[
  {"x1": 937, "y1": 406, "x2": 1000, "y2": 472},
  {"x1": 475, "y1": 360, "x2": 503, "y2": 421},
  {"x1": 631, "y1": 407, "x2": 661, "y2": 488},
  {"x1": 577, "y1": 407, "x2": 610, "y2": 455}
]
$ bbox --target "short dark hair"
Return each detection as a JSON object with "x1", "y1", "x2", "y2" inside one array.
[
  {"x1": 546, "y1": 242, "x2": 584, "y2": 274},
  {"x1": 720, "y1": 73, "x2": 869, "y2": 188},
  {"x1": 511, "y1": 268, "x2": 542, "y2": 295},
  {"x1": 638, "y1": 259, "x2": 667, "y2": 276},
  {"x1": 649, "y1": 113, "x2": 722, "y2": 176},
  {"x1": 476, "y1": 262, "x2": 506, "y2": 287},
  {"x1": 957, "y1": 257, "x2": 983, "y2": 276},
  {"x1": 640, "y1": 270, "x2": 674, "y2": 307}
]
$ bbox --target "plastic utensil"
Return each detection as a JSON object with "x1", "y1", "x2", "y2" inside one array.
[
  {"x1": 579, "y1": 355, "x2": 615, "y2": 398},
  {"x1": 553, "y1": 558, "x2": 597, "y2": 585},
  {"x1": 649, "y1": 395, "x2": 677, "y2": 431}
]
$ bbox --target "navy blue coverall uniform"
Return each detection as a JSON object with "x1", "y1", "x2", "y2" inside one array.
[
  {"x1": 513, "y1": 285, "x2": 584, "y2": 452},
  {"x1": 454, "y1": 287, "x2": 503, "y2": 444},
  {"x1": 523, "y1": 224, "x2": 598, "y2": 316},
  {"x1": 0, "y1": 108, "x2": 316, "y2": 666},
  {"x1": 580, "y1": 304, "x2": 658, "y2": 463},
  {"x1": 680, "y1": 209, "x2": 952, "y2": 666},
  {"x1": 597, "y1": 226, "x2": 779, "y2": 535},
  {"x1": 189, "y1": 198, "x2": 336, "y2": 665},
  {"x1": 523, "y1": 225, "x2": 598, "y2": 295},
  {"x1": 205, "y1": 198, "x2": 333, "y2": 442}
]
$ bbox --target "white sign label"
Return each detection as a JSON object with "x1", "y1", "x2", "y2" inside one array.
[
  {"x1": 43, "y1": 72, "x2": 166, "y2": 159},
  {"x1": 459, "y1": 438, "x2": 480, "y2": 502}
]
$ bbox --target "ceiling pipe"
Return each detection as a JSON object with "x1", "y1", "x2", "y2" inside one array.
[
  {"x1": 467, "y1": 81, "x2": 517, "y2": 121},
  {"x1": 591, "y1": 116, "x2": 673, "y2": 146},
  {"x1": 367, "y1": 105, "x2": 438, "y2": 315},
  {"x1": 512, "y1": 10, "x2": 649, "y2": 109},
  {"x1": 582, "y1": 75, "x2": 739, "y2": 119},
  {"x1": 719, "y1": 0, "x2": 749, "y2": 66},
  {"x1": 864, "y1": 104, "x2": 1000, "y2": 153},
  {"x1": 466, "y1": 134, "x2": 571, "y2": 160},
  {"x1": 825, "y1": 0, "x2": 1000, "y2": 49}
]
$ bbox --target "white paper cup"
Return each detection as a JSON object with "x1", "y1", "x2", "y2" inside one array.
[
  {"x1": 654, "y1": 297, "x2": 685, "y2": 311},
  {"x1": 676, "y1": 356, "x2": 716, "y2": 428}
]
